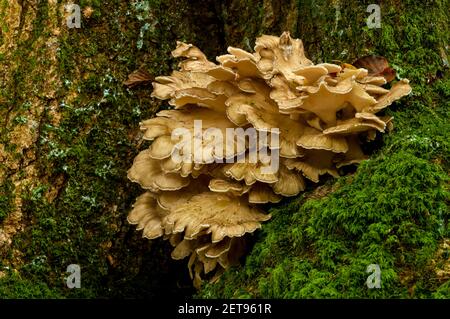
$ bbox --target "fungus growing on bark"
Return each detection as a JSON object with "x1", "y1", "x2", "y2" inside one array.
[{"x1": 127, "y1": 32, "x2": 411, "y2": 288}]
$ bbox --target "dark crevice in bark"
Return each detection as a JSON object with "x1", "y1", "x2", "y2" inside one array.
[{"x1": 185, "y1": 0, "x2": 228, "y2": 58}]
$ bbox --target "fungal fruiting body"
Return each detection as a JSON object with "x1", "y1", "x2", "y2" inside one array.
[{"x1": 127, "y1": 32, "x2": 411, "y2": 288}]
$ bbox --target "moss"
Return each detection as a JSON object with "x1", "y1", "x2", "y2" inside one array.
[
  {"x1": 0, "y1": 180, "x2": 14, "y2": 222},
  {"x1": 433, "y1": 280, "x2": 450, "y2": 299},
  {"x1": 200, "y1": 150, "x2": 449, "y2": 298},
  {"x1": 0, "y1": 271, "x2": 65, "y2": 299}
]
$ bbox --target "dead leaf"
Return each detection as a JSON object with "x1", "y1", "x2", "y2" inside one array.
[
  {"x1": 124, "y1": 68, "x2": 153, "y2": 88},
  {"x1": 353, "y1": 55, "x2": 396, "y2": 82}
]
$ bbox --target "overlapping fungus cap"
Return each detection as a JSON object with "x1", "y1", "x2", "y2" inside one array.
[{"x1": 127, "y1": 32, "x2": 412, "y2": 288}]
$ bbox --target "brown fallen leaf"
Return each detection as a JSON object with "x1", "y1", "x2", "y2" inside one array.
[
  {"x1": 124, "y1": 68, "x2": 153, "y2": 88},
  {"x1": 353, "y1": 55, "x2": 396, "y2": 82}
]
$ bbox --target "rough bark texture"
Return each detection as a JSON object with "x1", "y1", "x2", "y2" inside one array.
[{"x1": 0, "y1": 0, "x2": 448, "y2": 298}]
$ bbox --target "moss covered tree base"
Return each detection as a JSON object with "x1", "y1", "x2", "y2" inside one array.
[{"x1": 1, "y1": 0, "x2": 449, "y2": 298}]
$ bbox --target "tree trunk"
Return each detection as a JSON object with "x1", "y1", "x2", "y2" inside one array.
[{"x1": 0, "y1": 0, "x2": 448, "y2": 298}]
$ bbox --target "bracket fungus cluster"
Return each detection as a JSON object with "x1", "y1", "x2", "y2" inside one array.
[{"x1": 127, "y1": 32, "x2": 411, "y2": 288}]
